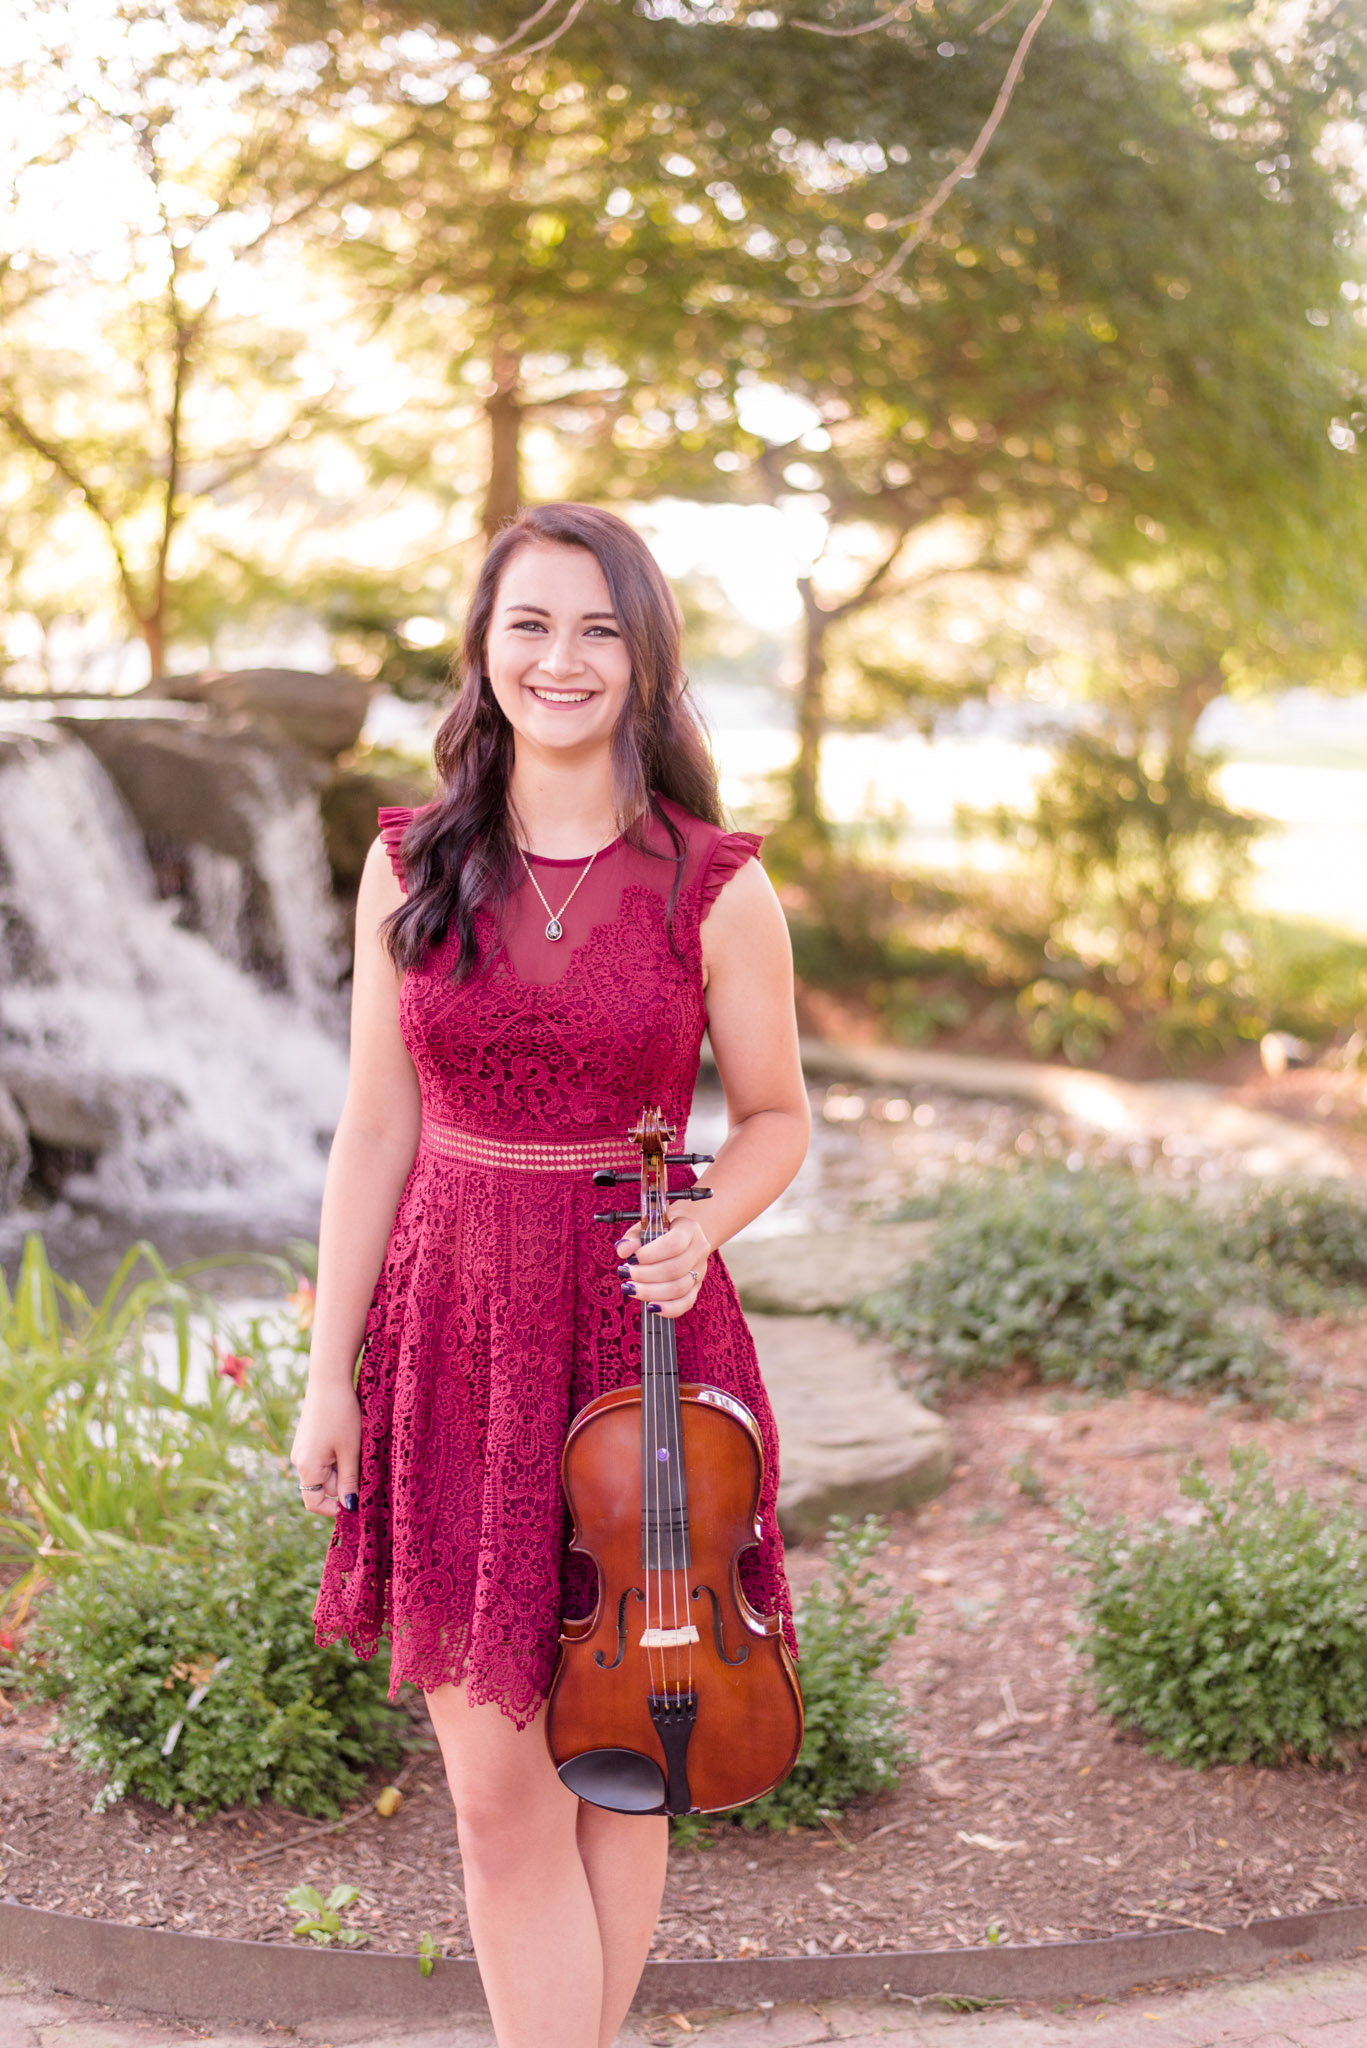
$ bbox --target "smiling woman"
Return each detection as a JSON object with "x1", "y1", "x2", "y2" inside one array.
[{"x1": 288, "y1": 504, "x2": 810, "y2": 2048}]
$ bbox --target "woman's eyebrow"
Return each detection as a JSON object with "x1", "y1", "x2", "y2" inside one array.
[{"x1": 502, "y1": 602, "x2": 619, "y2": 620}]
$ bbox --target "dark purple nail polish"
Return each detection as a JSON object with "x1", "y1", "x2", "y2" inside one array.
[
  {"x1": 342, "y1": 1492, "x2": 359, "y2": 1513},
  {"x1": 647, "y1": 1303, "x2": 663, "y2": 1317},
  {"x1": 621, "y1": 1281, "x2": 637, "y2": 1297},
  {"x1": 617, "y1": 1262, "x2": 636, "y2": 1279}
]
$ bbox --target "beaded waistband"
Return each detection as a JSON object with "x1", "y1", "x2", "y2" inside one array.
[{"x1": 420, "y1": 1118, "x2": 639, "y2": 1176}]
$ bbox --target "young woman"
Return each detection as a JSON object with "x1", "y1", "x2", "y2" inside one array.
[{"x1": 290, "y1": 502, "x2": 809, "y2": 2048}]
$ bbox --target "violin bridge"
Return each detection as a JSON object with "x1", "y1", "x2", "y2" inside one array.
[{"x1": 639, "y1": 1624, "x2": 700, "y2": 1648}]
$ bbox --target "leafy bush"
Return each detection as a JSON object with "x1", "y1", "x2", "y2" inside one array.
[
  {"x1": 860, "y1": 1172, "x2": 1276, "y2": 1398},
  {"x1": 1065, "y1": 1448, "x2": 1367, "y2": 1767},
  {"x1": 0, "y1": 1233, "x2": 312, "y2": 1601},
  {"x1": 1222, "y1": 1181, "x2": 1367, "y2": 1311},
  {"x1": 26, "y1": 1482, "x2": 405, "y2": 1816},
  {"x1": 729, "y1": 1516, "x2": 917, "y2": 1831}
]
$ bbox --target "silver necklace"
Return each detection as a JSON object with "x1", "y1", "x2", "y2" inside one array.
[{"x1": 517, "y1": 838, "x2": 610, "y2": 942}]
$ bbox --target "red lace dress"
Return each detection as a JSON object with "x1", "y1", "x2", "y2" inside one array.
[{"x1": 314, "y1": 797, "x2": 797, "y2": 1724}]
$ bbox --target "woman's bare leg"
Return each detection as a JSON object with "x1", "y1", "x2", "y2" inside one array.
[
  {"x1": 426, "y1": 1684, "x2": 666, "y2": 2048},
  {"x1": 577, "y1": 1798, "x2": 668, "y2": 2048}
]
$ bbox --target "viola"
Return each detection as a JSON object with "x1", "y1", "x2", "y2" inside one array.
[{"x1": 545, "y1": 1108, "x2": 803, "y2": 1816}]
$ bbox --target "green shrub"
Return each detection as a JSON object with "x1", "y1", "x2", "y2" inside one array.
[
  {"x1": 1222, "y1": 1181, "x2": 1367, "y2": 1312},
  {"x1": 859, "y1": 1172, "x2": 1276, "y2": 1398},
  {"x1": 26, "y1": 1481, "x2": 405, "y2": 1816},
  {"x1": 726, "y1": 1516, "x2": 917, "y2": 1831},
  {"x1": 1065, "y1": 1447, "x2": 1367, "y2": 1767},
  {"x1": 0, "y1": 1234, "x2": 312, "y2": 1598}
]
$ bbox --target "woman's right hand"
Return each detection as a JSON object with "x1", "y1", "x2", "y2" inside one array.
[{"x1": 290, "y1": 1379, "x2": 362, "y2": 1519}]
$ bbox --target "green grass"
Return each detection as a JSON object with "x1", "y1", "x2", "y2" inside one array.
[{"x1": 0, "y1": 1233, "x2": 310, "y2": 1613}]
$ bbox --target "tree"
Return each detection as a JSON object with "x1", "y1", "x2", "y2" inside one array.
[
  {"x1": 0, "y1": 1, "x2": 452, "y2": 679},
  {"x1": 695, "y1": 0, "x2": 1367, "y2": 834}
]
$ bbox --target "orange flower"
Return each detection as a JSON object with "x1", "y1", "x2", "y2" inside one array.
[{"x1": 286, "y1": 1278, "x2": 316, "y2": 1332}]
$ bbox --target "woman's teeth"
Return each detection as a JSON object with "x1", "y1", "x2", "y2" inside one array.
[{"x1": 531, "y1": 687, "x2": 592, "y2": 703}]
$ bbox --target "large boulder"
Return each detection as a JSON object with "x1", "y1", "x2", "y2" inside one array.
[
  {"x1": 723, "y1": 1220, "x2": 933, "y2": 1316},
  {"x1": 151, "y1": 668, "x2": 370, "y2": 760},
  {"x1": 748, "y1": 1313, "x2": 954, "y2": 1540},
  {"x1": 320, "y1": 764, "x2": 432, "y2": 897},
  {"x1": 0, "y1": 1083, "x2": 29, "y2": 1213},
  {"x1": 60, "y1": 710, "x2": 315, "y2": 865}
]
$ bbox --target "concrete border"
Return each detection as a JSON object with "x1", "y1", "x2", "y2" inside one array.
[{"x1": 5, "y1": 1898, "x2": 1367, "y2": 2024}]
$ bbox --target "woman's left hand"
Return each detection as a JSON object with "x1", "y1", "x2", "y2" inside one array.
[{"x1": 615, "y1": 1206, "x2": 711, "y2": 1319}]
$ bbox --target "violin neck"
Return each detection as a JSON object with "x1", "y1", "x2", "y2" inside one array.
[{"x1": 640, "y1": 1279, "x2": 690, "y2": 1572}]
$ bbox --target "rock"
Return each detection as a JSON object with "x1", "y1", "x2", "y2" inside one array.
[
  {"x1": 0, "y1": 1084, "x2": 30, "y2": 1213},
  {"x1": 747, "y1": 1313, "x2": 954, "y2": 1540},
  {"x1": 3, "y1": 1070, "x2": 120, "y2": 1151},
  {"x1": 320, "y1": 764, "x2": 432, "y2": 896},
  {"x1": 0, "y1": 1065, "x2": 184, "y2": 1151},
  {"x1": 60, "y1": 710, "x2": 315, "y2": 866},
  {"x1": 152, "y1": 668, "x2": 370, "y2": 759},
  {"x1": 723, "y1": 1221, "x2": 933, "y2": 1315}
]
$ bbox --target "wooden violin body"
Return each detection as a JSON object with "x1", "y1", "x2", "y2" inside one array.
[
  {"x1": 548, "y1": 1380, "x2": 803, "y2": 1815},
  {"x1": 545, "y1": 1106, "x2": 803, "y2": 1817}
]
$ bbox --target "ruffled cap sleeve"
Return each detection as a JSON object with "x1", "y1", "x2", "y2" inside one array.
[
  {"x1": 377, "y1": 806, "x2": 416, "y2": 891},
  {"x1": 699, "y1": 829, "x2": 763, "y2": 919}
]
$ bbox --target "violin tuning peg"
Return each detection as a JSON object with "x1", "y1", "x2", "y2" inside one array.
[
  {"x1": 593, "y1": 1209, "x2": 640, "y2": 1224},
  {"x1": 665, "y1": 1153, "x2": 714, "y2": 1166},
  {"x1": 591, "y1": 1168, "x2": 618, "y2": 1187}
]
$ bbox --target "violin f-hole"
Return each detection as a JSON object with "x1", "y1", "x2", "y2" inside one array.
[
  {"x1": 595, "y1": 1585, "x2": 644, "y2": 1670},
  {"x1": 691, "y1": 1582, "x2": 750, "y2": 1666}
]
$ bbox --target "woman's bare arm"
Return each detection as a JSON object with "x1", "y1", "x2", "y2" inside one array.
[
  {"x1": 620, "y1": 858, "x2": 809, "y2": 1313},
  {"x1": 291, "y1": 838, "x2": 421, "y2": 1514}
]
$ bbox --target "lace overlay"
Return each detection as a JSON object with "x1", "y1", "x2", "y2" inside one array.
[{"x1": 314, "y1": 799, "x2": 797, "y2": 1722}]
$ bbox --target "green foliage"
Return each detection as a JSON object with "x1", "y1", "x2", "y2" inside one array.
[
  {"x1": 1222, "y1": 1181, "x2": 1367, "y2": 1312},
  {"x1": 286, "y1": 1883, "x2": 367, "y2": 1947},
  {"x1": 25, "y1": 1480, "x2": 404, "y2": 1817},
  {"x1": 0, "y1": 1234, "x2": 311, "y2": 1605},
  {"x1": 860, "y1": 1173, "x2": 1277, "y2": 1398},
  {"x1": 1066, "y1": 1448, "x2": 1367, "y2": 1767},
  {"x1": 736, "y1": 1516, "x2": 916, "y2": 1832},
  {"x1": 417, "y1": 1931, "x2": 441, "y2": 1977}
]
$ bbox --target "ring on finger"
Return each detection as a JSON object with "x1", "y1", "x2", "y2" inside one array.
[{"x1": 300, "y1": 1482, "x2": 326, "y2": 1494}]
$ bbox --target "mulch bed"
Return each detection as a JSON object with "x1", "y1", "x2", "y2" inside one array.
[{"x1": 4, "y1": 1307, "x2": 1367, "y2": 1965}]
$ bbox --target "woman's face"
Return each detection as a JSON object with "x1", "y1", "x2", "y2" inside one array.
[{"x1": 484, "y1": 541, "x2": 633, "y2": 762}]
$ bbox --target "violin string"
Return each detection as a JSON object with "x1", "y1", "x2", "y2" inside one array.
[{"x1": 646, "y1": 1168, "x2": 664, "y2": 1703}]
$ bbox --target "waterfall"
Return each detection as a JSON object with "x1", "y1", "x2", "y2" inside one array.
[{"x1": 0, "y1": 730, "x2": 349, "y2": 1220}]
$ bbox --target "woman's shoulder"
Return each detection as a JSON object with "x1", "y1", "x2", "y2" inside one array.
[
  {"x1": 376, "y1": 802, "x2": 438, "y2": 890},
  {"x1": 651, "y1": 796, "x2": 764, "y2": 914}
]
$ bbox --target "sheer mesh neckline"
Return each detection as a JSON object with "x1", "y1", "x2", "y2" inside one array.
[{"x1": 520, "y1": 834, "x2": 625, "y2": 869}]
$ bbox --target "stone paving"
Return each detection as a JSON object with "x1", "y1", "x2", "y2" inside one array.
[{"x1": 7, "y1": 1958, "x2": 1367, "y2": 2048}]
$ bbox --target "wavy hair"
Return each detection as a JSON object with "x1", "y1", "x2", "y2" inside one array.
[{"x1": 384, "y1": 502, "x2": 722, "y2": 978}]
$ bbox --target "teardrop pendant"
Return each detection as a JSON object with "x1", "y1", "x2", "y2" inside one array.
[{"x1": 545, "y1": 917, "x2": 564, "y2": 941}]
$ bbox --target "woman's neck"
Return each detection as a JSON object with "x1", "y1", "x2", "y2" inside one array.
[{"x1": 507, "y1": 746, "x2": 623, "y2": 860}]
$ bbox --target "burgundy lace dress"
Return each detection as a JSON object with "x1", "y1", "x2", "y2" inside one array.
[{"x1": 314, "y1": 797, "x2": 797, "y2": 1725}]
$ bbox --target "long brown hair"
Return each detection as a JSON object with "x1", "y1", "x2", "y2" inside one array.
[{"x1": 384, "y1": 502, "x2": 723, "y2": 977}]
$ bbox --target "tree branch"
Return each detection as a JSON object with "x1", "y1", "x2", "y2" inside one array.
[
  {"x1": 796, "y1": 0, "x2": 1055, "y2": 309},
  {"x1": 481, "y1": 0, "x2": 592, "y2": 66},
  {"x1": 792, "y1": 3, "x2": 916, "y2": 38},
  {"x1": 0, "y1": 403, "x2": 147, "y2": 626}
]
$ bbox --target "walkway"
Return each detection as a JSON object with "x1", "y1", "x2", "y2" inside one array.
[{"x1": 6, "y1": 1955, "x2": 1367, "y2": 2048}]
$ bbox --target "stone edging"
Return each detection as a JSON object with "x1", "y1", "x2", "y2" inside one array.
[{"x1": 5, "y1": 1899, "x2": 1367, "y2": 2023}]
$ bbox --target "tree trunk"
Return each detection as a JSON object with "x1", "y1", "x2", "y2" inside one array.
[
  {"x1": 788, "y1": 582, "x2": 830, "y2": 830},
  {"x1": 483, "y1": 347, "x2": 523, "y2": 539},
  {"x1": 143, "y1": 612, "x2": 164, "y2": 684}
]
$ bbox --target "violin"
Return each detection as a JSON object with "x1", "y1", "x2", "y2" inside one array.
[{"x1": 546, "y1": 1108, "x2": 803, "y2": 1816}]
